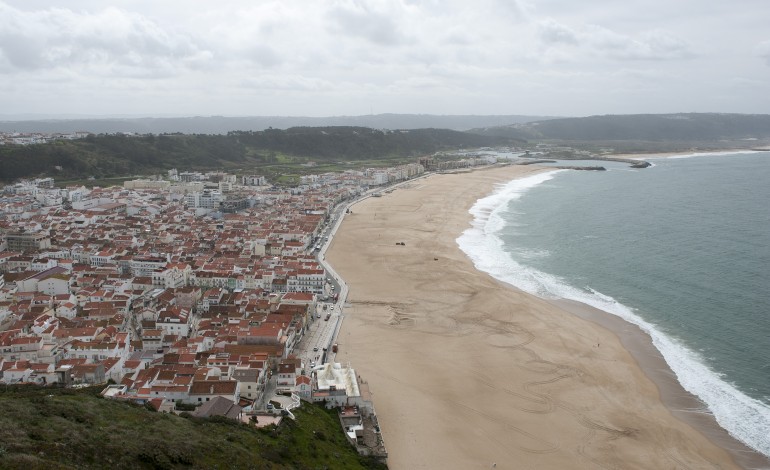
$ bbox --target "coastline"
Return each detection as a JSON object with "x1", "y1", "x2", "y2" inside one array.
[
  {"x1": 550, "y1": 298, "x2": 770, "y2": 469},
  {"x1": 327, "y1": 164, "x2": 765, "y2": 469},
  {"x1": 607, "y1": 148, "x2": 766, "y2": 161}
]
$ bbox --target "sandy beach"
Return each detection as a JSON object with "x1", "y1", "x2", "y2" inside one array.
[{"x1": 326, "y1": 164, "x2": 762, "y2": 469}]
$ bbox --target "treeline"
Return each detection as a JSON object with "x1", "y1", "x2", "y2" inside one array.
[
  {"x1": 0, "y1": 127, "x2": 520, "y2": 182},
  {"x1": 227, "y1": 127, "x2": 518, "y2": 159},
  {"x1": 470, "y1": 113, "x2": 770, "y2": 142},
  {"x1": 0, "y1": 113, "x2": 554, "y2": 134}
]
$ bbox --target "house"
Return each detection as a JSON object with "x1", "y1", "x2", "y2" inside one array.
[
  {"x1": 2, "y1": 361, "x2": 33, "y2": 384},
  {"x1": 65, "y1": 340, "x2": 129, "y2": 364},
  {"x1": 52, "y1": 327, "x2": 101, "y2": 345},
  {"x1": 2, "y1": 336, "x2": 44, "y2": 362},
  {"x1": 14, "y1": 267, "x2": 72, "y2": 296},
  {"x1": 187, "y1": 379, "x2": 239, "y2": 405},
  {"x1": 295, "y1": 375, "x2": 312, "y2": 400},
  {"x1": 70, "y1": 363, "x2": 106, "y2": 384},
  {"x1": 140, "y1": 329, "x2": 163, "y2": 352},
  {"x1": 312, "y1": 362, "x2": 363, "y2": 409},
  {"x1": 146, "y1": 397, "x2": 176, "y2": 413},
  {"x1": 192, "y1": 396, "x2": 243, "y2": 420},
  {"x1": 151, "y1": 263, "x2": 191, "y2": 289},
  {"x1": 156, "y1": 307, "x2": 191, "y2": 337},
  {"x1": 55, "y1": 301, "x2": 78, "y2": 319},
  {"x1": 148, "y1": 384, "x2": 190, "y2": 403},
  {"x1": 276, "y1": 357, "x2": 301, "y2": 393},
  {"x1": 174, "y1": 286, "x2": 202, "y2": 310},
  {"x1": 232, "y1": 362, "x2": 267, "y2": 402}
]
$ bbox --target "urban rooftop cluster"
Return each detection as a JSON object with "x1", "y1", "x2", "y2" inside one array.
[
  {"x1": 0, "y1": 161, "x2": 424, "y2": 380},
  {"x1": 0, "y1": 150, "x2": 507, "y2": 457},
  {"x1": 0, "y1": 131, "x2": 91, "y2": 146},
  {"x1": 0, "y1": 160, "x2": 438, "y2": 444}
]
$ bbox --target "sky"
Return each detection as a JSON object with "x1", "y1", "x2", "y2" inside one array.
[{"x1": 1, "y1": 0, "x2": 769, "y2": 118}]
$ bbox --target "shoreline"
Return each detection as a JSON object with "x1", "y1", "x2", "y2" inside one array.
[
  {"x1": 458, "y1": 157, "x2": 770, "y2": 466},
  {"x1": 327, "y1": 164, "x2": 766, "y2": 469},
  {"x1": 607, "y1": 147, "x2": 767, "y2": 161},
  {"x1": 549, "y1": 298, "x2": 770, "y2": 469}
]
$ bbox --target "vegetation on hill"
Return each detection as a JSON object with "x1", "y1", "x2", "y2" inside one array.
[
  {"x1": 0, "y1": 127, "x2": 521, "y2": 182},
  {"x1": 469, "y1": 113, "x2": 770, "y2": 143},
  {"x1": 0, "y1": 114, "x2": 557, "y2": 134},
  {"x1": 5, "y1": 114, "x2": 767, "y2": 183},
  {"x1": 0, "y1": 385, "x2": 386, "y2": 470}
]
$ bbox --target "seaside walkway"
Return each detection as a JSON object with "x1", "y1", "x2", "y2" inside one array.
[{"x1": 315, "y1": 172, "x2": 433, "y2": 358}]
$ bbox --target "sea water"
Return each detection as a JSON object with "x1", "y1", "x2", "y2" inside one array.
[{"x1": 456, "y1": 151, "x2": 770, "y2": 457}]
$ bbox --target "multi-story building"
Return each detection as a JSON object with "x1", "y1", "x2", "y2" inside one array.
[
  {"x1": 5, "y1": 231, "x2": 51, "y2": 252},
  {"x1": 184, "y1": 189, "x2": 223, "y2": 210},
  {"x1": 242, "y1": 175, "x2": 267, "y2": 186},
  {"x1": 130, "y1": 256, "x2": 168, "y2": 277}
]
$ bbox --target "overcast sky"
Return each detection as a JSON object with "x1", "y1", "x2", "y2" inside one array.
[{"x1": 1, "y1": 0, "x2": 769, "y2": 118}]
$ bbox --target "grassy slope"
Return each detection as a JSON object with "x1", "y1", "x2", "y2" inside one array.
[{"x1": 0, "y1": 385, "x2": 386, "y2": 470}]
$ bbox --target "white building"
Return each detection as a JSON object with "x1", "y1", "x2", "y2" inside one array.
[
  {"x1": 156, "y1": 308, "x2": 192, "y2": 337},
  {"x1": 185, "y1": 190, "x2": 223, "y2": 209},
  {"x1": 242, "y1": 175, "x2": 267, "y2": 186},
  {"x1": 312, "y1": 362, "x2": 361, "y2": 408},
  {"x1": 130, "y1": 256, "x2": 168, "y2": 277},
  {"x1": 151, "y1": 264, "x2": 191, "y2": 289}
]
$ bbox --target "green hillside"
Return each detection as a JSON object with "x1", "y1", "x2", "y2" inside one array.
[
  {"x1": 0, "y1": 126, "x2": 521, "y2": 182},
  {"x1": 0, "y1": 385, "x2": 386, "y2": 470},
  {"x1": 470, "y1": 113, "x2": 770, "y2": 142}
]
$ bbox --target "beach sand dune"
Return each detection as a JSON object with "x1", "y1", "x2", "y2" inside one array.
[{"x1": 327, "y1": 166, "x2": 743, "y2": 469}]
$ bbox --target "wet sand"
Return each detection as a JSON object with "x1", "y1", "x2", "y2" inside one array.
[{"x1": 327, "y1": 164, "x2": 762, "y2": 469}]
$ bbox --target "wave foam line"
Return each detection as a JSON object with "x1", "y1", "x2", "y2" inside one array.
[
  {"x1": 662, "y1": 150, "x2": 760, "y2": 160},
  {"x1": 456, "y1": 172, "x2": 770, "y2": 458}
]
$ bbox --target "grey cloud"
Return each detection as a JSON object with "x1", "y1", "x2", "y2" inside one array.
[
  {"x1": 249, "y1": 44, "x2": 282, "y2": 68},
  {"x1": 586, "y1": 26, "x2": 694, "y2": 61},
  {"x1": 755, "y1": 40, "x2": 770, "y2": 65},
  {"x1": 538, "y1": 19, "x2": 578, "y2": 45},
  {"x1": 492, "y1": 0, "x2": 531, "y2": 20},
  {"x1": 327, "y1": 1, "x2": 408, "y2": 46},
  {"x1": 0, "y1": 0, "x2": 767, "y2": 117},
  {"x1": 0, "y1": 3, "x2": 212, "y2": 74},
  {"x1": 444, "y1": 31, "x2": 472, "y2": 46},
  {"x1": 240, "y1": 75, "x2": 336, "y2": 92}
]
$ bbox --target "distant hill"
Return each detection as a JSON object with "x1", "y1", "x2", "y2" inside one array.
[
  {"x1": 469, "y1": 113, "x2": 770, "y2": 142},
  {"x1": 0, "y1": 114, "x2": 558, "y2": 134},
  {"x1": 0, "y1": 385, "x2": 385, "y2": 470},
  {"x1": 0, "y1": 126, "x2": 523, "y2": 181}
]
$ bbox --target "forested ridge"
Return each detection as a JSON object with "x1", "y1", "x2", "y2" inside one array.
[
  {"x1": 0, "y1": 126, "x2": 520, "y2": 181},
  {"x1": 470, "y1": 113, "x2": 770, "y2": 142}
]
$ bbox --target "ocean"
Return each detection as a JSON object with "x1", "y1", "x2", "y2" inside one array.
[{"x1": 456, "y1": 151, "x2": 770, "y2": 458}]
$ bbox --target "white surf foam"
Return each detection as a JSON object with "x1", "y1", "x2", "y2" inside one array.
[
  {"x1": 456, "y1": 172, "x2": 770, "y2": 458},
  {"x1": 661, "y1": 150, "x2": 760, "y2": 160}
]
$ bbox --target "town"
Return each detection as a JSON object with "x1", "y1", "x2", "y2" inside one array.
[
  {"x1": 0, "y1": 151, "x2": 504, "y2": 460},
  {"x1": 0, "y1": 131, "x2": 91, "y2": 146}
]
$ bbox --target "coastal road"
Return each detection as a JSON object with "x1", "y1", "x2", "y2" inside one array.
[
  {"x1": 295, "y1": 303, "x2": 342, "y2": 368},
  {"x1": 309, "y1": 173, "x2": 433, "y2": 368}
]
